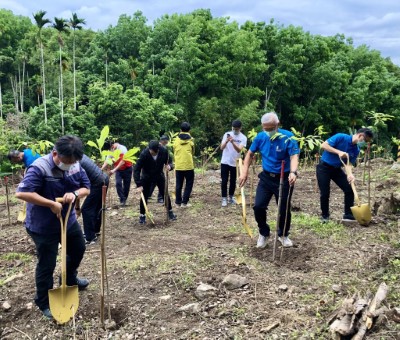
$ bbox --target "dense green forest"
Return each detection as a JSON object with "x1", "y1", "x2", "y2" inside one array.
[{"x1": 1, "y1": 8, "x2": 399, "y2": 164}]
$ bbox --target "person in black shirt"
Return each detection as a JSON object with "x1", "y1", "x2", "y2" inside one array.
[{"x1": 134, "y1": 140, "x2": 177, "y2": 224}]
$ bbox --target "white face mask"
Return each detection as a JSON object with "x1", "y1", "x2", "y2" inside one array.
[
  {"x1": 265, "y1": 130, "x2": 277, "y2": 138},
  {"x1": 57, "y1": 162, "x2": 74, "y2": 171}
]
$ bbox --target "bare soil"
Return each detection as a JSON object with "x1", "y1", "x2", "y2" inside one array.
[{"x1": 0, "y1": 160, "x2": 399, "y2": 339}]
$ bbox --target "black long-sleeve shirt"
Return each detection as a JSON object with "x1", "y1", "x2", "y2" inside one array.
[{"x1": 133, "y1": 146, "x2": 173, "y2": 187}]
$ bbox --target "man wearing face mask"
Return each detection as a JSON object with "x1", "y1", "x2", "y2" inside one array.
[
  {"x1": 15, "y1": 135, "x2": 91, "y2": 320},
  {"x1": 220, "y1": 120, "x2": 247, "y2": 207},
  {"x1": 239, "y1": 112, "x2": 299, "y2": 248},
  {"x1": 317, "y1": 128, "x2": 374, "y2": 223},
  {"x1": 134, "y1": 140, "x2": 177, "y2": 224}
]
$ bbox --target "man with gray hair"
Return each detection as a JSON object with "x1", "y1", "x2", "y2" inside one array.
[{"x1": 239, "y1": 112, "x2": 299, "y2": 248}]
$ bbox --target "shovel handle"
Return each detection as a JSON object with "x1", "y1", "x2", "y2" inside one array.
[{"x1": 339, "y1": 158, "x2": 361, "y2": 205}]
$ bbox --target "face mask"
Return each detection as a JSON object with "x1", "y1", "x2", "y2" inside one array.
[
  {"x1": 357, "y1": 141, "x2": 366, "y2": 148},
  {"x1": 265, "y1": 130, "x2": 277, "y2": 138},
  {"x1": 233, "y1": 130, "x2": 240, "y2": 136},
  {"x1": 57, "y1": 162, "x2": 73, "y2": 171}
]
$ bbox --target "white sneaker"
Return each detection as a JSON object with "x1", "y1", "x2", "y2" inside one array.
[
  {"x1": 256, "y1": 234, "x2": 268, "y2": 248},
  {"x1": 181, "y1": 203, "x2": 192, "y2": 208},
  {"x1": 278, "y1": 236, "x2": 293, "y2": 248},
  {"x1": 221, "y1": 197, "x2": 228, "y2": 207}
]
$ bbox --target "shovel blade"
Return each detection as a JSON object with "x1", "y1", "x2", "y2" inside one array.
[
  {"x1": 17, "y1": 202, "x2": 26, "y2": 222},
  {"x1": 49, "y1": 285, "x2": 79, "y2": 324},
  {"x1": 351, "y1": 203, "x2": 372, "y2": 226},
  {"x1": 235, "y1": 193, "x2": 242, "y2": 205}
]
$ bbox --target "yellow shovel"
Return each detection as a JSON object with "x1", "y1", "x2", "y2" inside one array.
[
  {"x1": 140, "y1": 192, "x2": 155, "y2": 225},
  {"x1": 340, "y1": 158, "x2": 371, "y2": 226},
  {"x1": 17, "y1": 202, "x2": 26, "y2": 222},
  {"x1": 48, "y1": 199, "x2": 79, "y2": 324}
]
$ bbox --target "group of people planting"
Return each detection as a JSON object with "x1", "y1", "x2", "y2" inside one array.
[{"x1": 8, "y1": 111, "x2": 373, "y2": 320}]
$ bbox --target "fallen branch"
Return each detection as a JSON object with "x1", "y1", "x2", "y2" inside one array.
[{"x1": 3, "y1": 272, "x2": 24, "y2": 284}]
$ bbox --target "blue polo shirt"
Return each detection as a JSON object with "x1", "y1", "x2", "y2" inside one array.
[
  {"x1": 23, "y1": 149, "x2": 41, "y2": 167},
  {"x1": 250, "y1": 129, "x2": 299, "y2": 173},
  {"x1": 321, "y1": 133, "x2": 359, "y2": 167},
  {"x1": 17, "y1": 154, "x2": 91, "y2": 234}
]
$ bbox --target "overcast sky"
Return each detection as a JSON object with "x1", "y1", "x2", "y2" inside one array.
[{"x1": 2, "y1": 0, "x2": 400, "y2": 65}]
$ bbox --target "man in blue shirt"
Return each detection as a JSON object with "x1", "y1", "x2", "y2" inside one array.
[
  {"x1": 16, "y1": 135, "x2": 91, "y2": 320},
  {"x1": 8, "y1": 148, "x2": 41, "y2": 168},
  {"x1": 317, "y1": 128, "x2": 373, "y2": 223},
  {"x1": 239, "y1": 112, "x2": 299, "y2": 248}
]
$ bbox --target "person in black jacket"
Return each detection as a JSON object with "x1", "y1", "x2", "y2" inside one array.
[
  {"x1": 78, "y1": 154, "x2": 109, "y2": 244},
  {"x1": 134, "y1": 140, "x2": 177, "y2": 224}
]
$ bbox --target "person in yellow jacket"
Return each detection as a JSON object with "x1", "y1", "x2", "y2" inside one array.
[{"x1": 173, "y1": 122, "x2": 195, "y2": 207}]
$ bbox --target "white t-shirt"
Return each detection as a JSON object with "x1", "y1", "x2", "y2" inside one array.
[
  {"x1": 115, "y1": 144, "x2": 128, "y2": 154},
  {"x1": 221, "y1": 131, "x2": 247, "y2": 167}
]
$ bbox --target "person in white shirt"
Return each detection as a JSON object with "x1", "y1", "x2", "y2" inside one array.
[{"x1": 220, "y1": 120, "x2": 247, "y2": 207}]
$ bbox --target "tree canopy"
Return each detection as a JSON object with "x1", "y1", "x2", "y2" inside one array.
[{"x1": 0, "y1": 8, "x2": 399, "y2": 157}]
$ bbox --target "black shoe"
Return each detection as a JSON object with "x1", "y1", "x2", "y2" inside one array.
[
  {"x1": 168, "y1": 210, "x2": 177, "y2": 221},
  {"x1": 41, "y1": 308, "x2": 53, "y2": 320},
  {"x1": 59, "y1": 276, "x2": 89, "y2": 290},
  {"x1": 75, "y1": 277, "x2": 90, "y2": 290},
  {"x1": 342, "y1": 214, "x2": 356, "y2": 222},
  {"x1": 320, "y1": 216, "x2": 330, "y2": 223},
  {"x1": 85, "y1": 236, "x2": 98, "y2": 245},
  {"x1": 157, "y1": 198, "x2": 164, "y2": 204},
  {"x1": 120, "y1": 200, "x2": 126, "y2": 207},
  {"x1": 139, "y1": 214, "x2": 146, "y2": 224}
]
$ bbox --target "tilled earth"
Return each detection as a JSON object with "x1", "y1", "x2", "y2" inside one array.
[{"x1": 0, "y1": 160, "x2": 399, "y2": 339}]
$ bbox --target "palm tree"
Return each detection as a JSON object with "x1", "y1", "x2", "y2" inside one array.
[
  {"x1": 53, "y1": 17, "x2": 69, "y2": 134},
  {"x1": 33, "y1": 10, "x2": 51, "y2": 124},
  {"x1": 69, "y1": 13, "x2": 86, "y2": 111}
]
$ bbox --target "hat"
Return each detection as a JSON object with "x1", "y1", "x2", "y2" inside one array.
[
  {"x1": 232, "y1": 120, "x2": 242, "y2": 128},
  {"x1": 160, "y1": 135, "x2": 169, "y2": 141}
]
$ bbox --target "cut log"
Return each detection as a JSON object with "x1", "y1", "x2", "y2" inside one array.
[{"x1": 365, "y1": 283, "x2": 388, "y2": 329}]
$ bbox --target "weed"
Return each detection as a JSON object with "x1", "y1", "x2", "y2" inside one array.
[
  {"x1": 1, "y1": 252, "x2": 32, "y2": 262},
  {"x1": 293, "y1": 213, "x2": 346, "y2": 239}
]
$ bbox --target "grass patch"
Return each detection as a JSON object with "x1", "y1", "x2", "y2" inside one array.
[
  {"x1": 380, "y1": 258, "x2": 400, "y2": 301},
  {"x1": 1, "y1": 252, "x2": 32, "y2": 262},
  {"x1": 293, "y1": 213, "x2": 346, "y2": 239},
  {"x1": 228, "y1": 245, "x2": 263, "y2": 270},
  {"x1": 120, "y1": 247, "x2": 214, "y2": 289}
]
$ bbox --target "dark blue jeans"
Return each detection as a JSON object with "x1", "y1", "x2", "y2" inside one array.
[
  {"x1": 115, "y1": 167, "x2": 133, "y2": 203},
  {"x1": 316, "y1": 162, "x2": 354, "y2": 218},
  {"x1": 82, "y1": 177, "x2": 109, "y2": 241},
  {"x1": 27, "y1": 221, "x2": 86, "y2": 311},
  {"x1": 175, "y1": 170, "x2": 195, "y2": 205},
  {"x1": 253, "y1": 171, "x2": 293, "y2": 237},
  {"x1": 221, "y1": 163, "x2": 237, "y2": 197}
]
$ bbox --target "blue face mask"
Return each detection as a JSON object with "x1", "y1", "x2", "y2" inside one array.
[
  {"x1": 265, "y1": 130, "x2": 277, "y2": 138},
  {"x1": 357, "y1": 141, "x2": 366, "y2": 148},
  {"x1": 233, "y1": 130, "x2": 240, "y2": 136}
]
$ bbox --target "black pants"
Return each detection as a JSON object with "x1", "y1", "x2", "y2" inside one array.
[
  {"x1": 82, "y1": 177, "x2": 109, "y2": 241},
  {"x1": 175, "y1": 170, "x2": 195, "y2": 205},
  {"x1": 27, "y1": 221, "x2": 86, "y2": 311},
  {"x1": 253, "y1": 171, "x2": 293, "y2": 237},
  {"x1": 149, "y1": 182, "x2": 163, "y2": 200},
  {"x1": 221, "y1": 163, "x2": 236, "y2": 197},
  {"x1": 140, "y1": 176, "x2": 172, "y2": 215},
  {"x1": 316, "y1": 162, "x2": 354, "y2": 218},
  {"x1": 115, "y1": 167, "x2": 132, "y2": 203}
]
